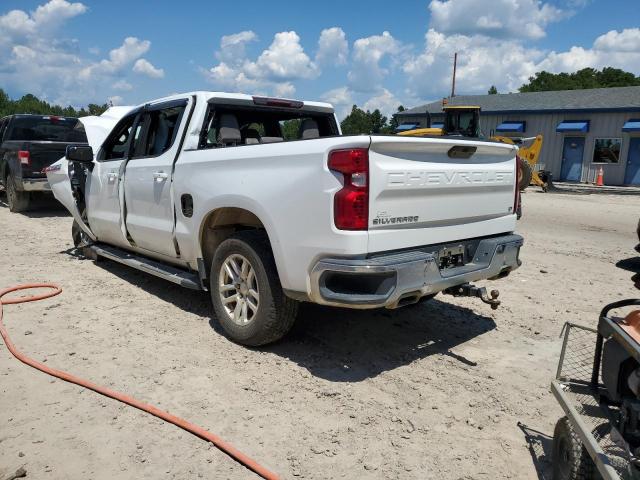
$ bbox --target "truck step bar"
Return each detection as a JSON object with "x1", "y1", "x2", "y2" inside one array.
[{"x1": 86, "y1": 243, "x2": 203, "y2": 290}]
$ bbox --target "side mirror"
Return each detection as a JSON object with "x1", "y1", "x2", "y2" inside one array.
[{"x1": 66, "y1": 145, "x2": 94, "y2": 164}]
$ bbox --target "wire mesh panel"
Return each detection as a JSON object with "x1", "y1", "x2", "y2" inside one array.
[
  {"x1": 563, "y1": 385, "x2": 632, "y2": 478},
  {"x1": 554, "y1": 322, "x2": 636, "y2": 479},
  {"x1": 557, "y1": 323, "x2": 598, "y2": 383}
]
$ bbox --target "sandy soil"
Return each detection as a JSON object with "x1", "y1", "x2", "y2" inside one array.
[{"x1": 1, "y1": 189, "x2": 639, "y2": 480}]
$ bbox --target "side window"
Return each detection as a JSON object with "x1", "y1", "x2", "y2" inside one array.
[
  {"x1": 132, "y1": 105, "x2": 185, "y2": 159},
  {"x1": 101, "y1": 113, "x2": 139, "y2": 161},
  {"x1": 200, "y1": 110, "x2": 218, "y2": 149}
]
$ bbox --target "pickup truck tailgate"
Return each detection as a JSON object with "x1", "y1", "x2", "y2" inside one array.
[
  {"x1": 25, "y1": 142, "x2": 70, "y2": 177},
  {"x1": 368, "y1": 136, "x2": 518, "y2": 252}
]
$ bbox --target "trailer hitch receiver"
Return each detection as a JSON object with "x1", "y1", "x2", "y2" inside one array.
[{"x1": 444, "y1": 283, "x2": 501, "y2": 310}]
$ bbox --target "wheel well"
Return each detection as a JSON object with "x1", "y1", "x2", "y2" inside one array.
[{"x1": 200, "y1": 207, "x2": 269, "y2": 278}]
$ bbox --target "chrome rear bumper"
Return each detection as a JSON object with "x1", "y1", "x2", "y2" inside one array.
[
  {"x1": 21, "y1": 178, "x2": 51, "y2": 192},
  {"x1": 310, "y1": 234, "x2": 523, "y2": 309}
]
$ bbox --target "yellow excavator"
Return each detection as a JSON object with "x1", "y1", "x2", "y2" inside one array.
[{"x1": 398, "y1": 105, "x2": 549, "y2": 191}]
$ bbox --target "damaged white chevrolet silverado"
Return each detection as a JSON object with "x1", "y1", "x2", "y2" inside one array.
[{"x1": 47, "y1": 92, "x2": 523, "y2": 346}]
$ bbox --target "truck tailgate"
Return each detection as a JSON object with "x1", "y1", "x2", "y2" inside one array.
[
  {"x1": 26, "y1": 142, "x2": 70, "y2": 177},
  {"x1": 367, "y1": 136, "x2": 518, "y2": 252}
]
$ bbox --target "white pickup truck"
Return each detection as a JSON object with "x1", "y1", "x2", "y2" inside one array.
[{"x1": 47, "y1": 91, "x2": 523, "y2": 346}]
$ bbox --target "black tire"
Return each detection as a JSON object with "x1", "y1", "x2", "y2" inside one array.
[
  {"x1": 6, "y1": 174, "x2": 30, "y2": 212},
  {"x1": 519, "y1": 159, "x2": 533, "y2": 191},
  {"x1": 552, "y1": 417, "x2": 597, "y2": 480},
  {"x1": 210, "y1": 230, "x2": 298, "y2": 346},
  {"x1": 71, "y1": 219, "x2": 91, "y2": 248}
]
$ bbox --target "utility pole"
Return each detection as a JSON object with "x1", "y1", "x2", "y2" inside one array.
[{"x1": 451, "y1": 52, "x2": 458, "y2": 98}]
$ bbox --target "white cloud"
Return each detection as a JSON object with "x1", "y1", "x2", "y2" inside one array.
[
  {"x1": 112, "y1": 79, "x2": 133, "y2": 91},
  {"x1": 535, "y1": 28, "x2": 640, "y2": 75},
  {"x1": 244, "y1": 31, "x2": 318, "y2": 80},
  {"x1": 348, "y1": 31, "x2": 403, "y2": 92},
  {"x1": 32, "y1": 0, "x2": 87, "y2": 30},
  {"x1": 0, "y1": 0, "x2": 86, "y2": 42},
  {"x1": 403, "y1": 29, "x2": 543, "y2": 98},
  {"x1": 402, "y1": 26, "x2": 640, "y2": 100},
  {"x1": 0, "y1": 1, "x2": 157, "y2": 106},
  {"x1": 428, "y1": 0, "x2": 565, "y2": 40},
  {"x1": 321, "y1": 86, "x2": 354, "y2": 118},
  {"x1": 274, "y1": 82, "x2": 296, "y2": 97},
  {"x1": 217, "y1": 30, "x2": 257, "y2": 65},
  {"x1": 316, "y1": 27, "x2": 348, "y2": 66},
  {"x1": 593, "y1": 28, "x2": 640, "y2": 53},
  {"x1": 133, "y1": 58, "x2": 164, "y2": 78},
  {"x1": 363, "y1": 89, "x2": 402, "y2": 117},
  {"x1": 204, "y1": 30, "x2": 317, "y2": 96},
  {"x1": 108, "y1": 95, "x2": 124, "y2": 106},
  {"x1": 78, "y1": 37, "x2": 150, "y2": 82}
]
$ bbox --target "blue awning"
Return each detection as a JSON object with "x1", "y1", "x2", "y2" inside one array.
[
  {"x1": 395, "y1": 123, "x2": 419, "y2": 131},
  {"x1": 496, "y1": 121, "x2": 525, "y2": 133},
  {"x1": 556, "y1": 120, "x2": 589, "y2": 133},
  {"x1": 431, "y1": 122, "x2": 444, "y2": 129},
  {"x1": 623, "y1": 119, "x2": 640, "y2": 132}
]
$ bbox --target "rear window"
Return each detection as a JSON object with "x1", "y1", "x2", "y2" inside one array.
[
  {"x1": 199, "y1": 106, "x2": 338, "y2": 149},
  {"x1": 7, "y1": 116, "x2": 87, "y2": 142}
]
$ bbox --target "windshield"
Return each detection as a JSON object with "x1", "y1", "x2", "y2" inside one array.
[
  {"x1": 7, "y1": 116, "x2": 87, "y2": 142},
  {"x1": 445, "y1": 112, "x2": 478, "y2": 136}
]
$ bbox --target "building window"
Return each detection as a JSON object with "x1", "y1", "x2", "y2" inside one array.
[{"x1": 592, "y1": 138, "x2": 622, "y2": 164}]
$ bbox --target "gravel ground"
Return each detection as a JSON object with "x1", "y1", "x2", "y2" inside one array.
[{"x1": 1, "y1": 189, "x2": 639, "y2": 480}]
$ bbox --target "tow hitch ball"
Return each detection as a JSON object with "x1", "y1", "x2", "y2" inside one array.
[{"x1": 444, "y1": 283, "x2": 501, "y2": 310}]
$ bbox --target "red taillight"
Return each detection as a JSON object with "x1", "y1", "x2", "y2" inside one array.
[
  {"x1": 514, "y1": 155, "x2": 521, "y2": 218},
  {"x1": 329, "y1": 148, "x2": 369, "y2": 230},
  {"x1": 18, "y1": 150, "x2": 30, "y2": 166}
]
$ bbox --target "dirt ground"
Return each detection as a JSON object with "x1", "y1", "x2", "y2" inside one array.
[{"x1": 1, "y1": 189, "x2": 639, "y2": 480}]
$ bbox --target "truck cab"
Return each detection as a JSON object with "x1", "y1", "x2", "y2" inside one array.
[{"x1": 0, "y1": 114, "x2": 88, "y2": 212}]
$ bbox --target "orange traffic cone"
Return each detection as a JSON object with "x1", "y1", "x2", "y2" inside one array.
[{"x1": 596, "y1": 166, "x2": 604, "y2": 186}]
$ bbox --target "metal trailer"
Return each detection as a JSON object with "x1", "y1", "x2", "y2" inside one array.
[{"x1": 552, "y1": 299, "x2": 640, "y2": 480}]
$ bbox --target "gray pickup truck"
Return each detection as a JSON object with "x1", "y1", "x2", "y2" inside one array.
[{"x1": 0, "y1": 114, "x2": 87, "y2": 212}]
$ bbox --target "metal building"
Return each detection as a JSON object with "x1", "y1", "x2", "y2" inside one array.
[{"x1": 396, "y1": 86, "x2": 640, "y2": 186}]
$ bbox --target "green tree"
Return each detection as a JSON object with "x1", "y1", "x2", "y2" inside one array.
[
  {"x1": 488, "y1": 85, "x2": 498, "y2": 94},
  {"x1": 519, "y1": 67, "x2": 640, "y2": 92},
  {"x1": 340, "y1": 105, "x2": 373, "y2": 134},
  {"x1": 340, "y1": 105, "x2": 395, "y2": 135},
  {"x1": 388, "y1": 105, "x2": 406, "y2": 132},
  {"x1": 0, "y1": 90, "x2": 109, "y2": 118},
  {"x1": 369, "y1": 109, "x2": 388, "y2": 134},
  {"x1": 280, "y1": 119, "x2": 301, "y2": 140}
]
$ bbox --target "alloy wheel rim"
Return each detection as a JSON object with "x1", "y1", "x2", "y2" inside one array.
[{"x1": 218, "y1": 254, "x2": 259, "y2": 325}]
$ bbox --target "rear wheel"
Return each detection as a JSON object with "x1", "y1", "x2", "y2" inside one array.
[
  {"x1": 6, "y1": 174, "x2": 30, "y2": 212},
  {"x1": 552, "y1": 417, "x2": 597, "y2": 480},
  {"x1": 519, "y1": 159, "x2": 533, "y2": 191},
  {"x1": 210, "y1": 231, "x2": 298, "y2": 346}
]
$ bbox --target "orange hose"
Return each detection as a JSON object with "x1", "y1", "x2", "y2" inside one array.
[{"x1": 0, "y1": 284, "x2": 279, "y2": 480}]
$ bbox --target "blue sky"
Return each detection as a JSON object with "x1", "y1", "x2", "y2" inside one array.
[{"x1": 1, "y1": 0, "x2": 639, "y2": 118}]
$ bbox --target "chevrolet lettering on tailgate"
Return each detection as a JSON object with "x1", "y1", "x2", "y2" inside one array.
[{"x1": 386, "y1": 170, "x2": 513, "y2": 188}]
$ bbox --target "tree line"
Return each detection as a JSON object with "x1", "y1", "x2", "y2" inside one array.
[
  {"x1": 0, "y1": 89, "x2": 109, "y2": 118},
  {"x1": 340, "y1": 105, "x2": 406, "y2": 135},
  {"x1": 488, "y1": 67, "x2": 640, "y2": 95}
]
